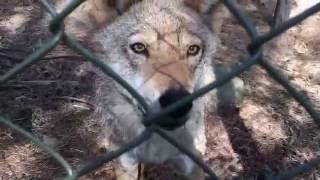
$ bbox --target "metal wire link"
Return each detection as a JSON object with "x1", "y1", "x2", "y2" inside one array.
[{"x1": 0, "y1": 0, "x2": 320, "y2": 179}]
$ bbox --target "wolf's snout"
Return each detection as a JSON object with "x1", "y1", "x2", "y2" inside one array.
[{"x1": 158, "y1": 88, "x2": 193, "y2": 119}]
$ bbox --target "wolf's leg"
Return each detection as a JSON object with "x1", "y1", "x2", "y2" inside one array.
[
  {"x1": 166, "y1": 154, "x2": 205, "y2": 180},
  {"x1": 115, "y1": 153, "x2": 141, "y2": 180},
  {"x1": 188, "y1": 163, "x2": 206, "y2": 180},
  {"x1": 115, "y1": 166, "x2": 140, "y2": 180}
]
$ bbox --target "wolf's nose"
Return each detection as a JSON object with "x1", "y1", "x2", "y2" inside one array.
[{"x1": 158, "y1": 88, "x2": 193, "y2": 119}]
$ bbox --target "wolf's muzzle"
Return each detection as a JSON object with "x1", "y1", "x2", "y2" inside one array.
[{"x1": 157, "y1": 88, "x2": 193, "y2": 130}]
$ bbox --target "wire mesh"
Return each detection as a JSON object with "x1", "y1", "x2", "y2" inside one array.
[{"x1": 0, "y1": 0, "x2": 320, "y2": 179}]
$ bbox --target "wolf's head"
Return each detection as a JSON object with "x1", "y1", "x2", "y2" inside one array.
[{"x1": 93, "y1": 0, "x2": 218, "y2": 125}]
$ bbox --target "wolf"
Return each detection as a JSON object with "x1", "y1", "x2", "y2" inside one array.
[{"x1": 55, "y1": 0, "x2": 243, "y2": 179}]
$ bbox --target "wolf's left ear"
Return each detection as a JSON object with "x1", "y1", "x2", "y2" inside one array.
[{"x1": 184, "y1": 0, "x2": 202, "y2": 12}]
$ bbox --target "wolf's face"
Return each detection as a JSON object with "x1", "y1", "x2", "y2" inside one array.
[{"x1": 95, "y1": 0, "x2": 217, "y2": 124}]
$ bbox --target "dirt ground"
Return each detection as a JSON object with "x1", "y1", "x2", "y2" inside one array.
[{"x1": 0, "y1": 0, "x2": 320, "y2": 180}]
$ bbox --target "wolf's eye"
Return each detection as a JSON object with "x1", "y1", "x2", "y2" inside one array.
[
  {"x1": 130, "y1": 42, "x2": 148, "y2": 55},
  {"x1": 187, "y1": 45, "x2": 201, "y2": 56}
]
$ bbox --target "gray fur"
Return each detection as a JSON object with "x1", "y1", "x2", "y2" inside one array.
[{"x1": 88, "y1": 0, "x2": 240, "y2": 179}]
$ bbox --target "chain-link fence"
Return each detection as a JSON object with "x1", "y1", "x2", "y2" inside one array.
[{"x1": 0, "y1": 0, "x2": 320, "y2": 179}]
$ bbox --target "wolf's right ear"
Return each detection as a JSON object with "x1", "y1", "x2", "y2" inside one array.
[
  {"x1": 184, "y1": 0, "x2": 202, "y2": 12},
  {"x1": 108, "y1": 0, "x2": 143, "y2": 14},
  {"x1": 54, "y1": 0, "x2": 119, "y2": 41}
]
